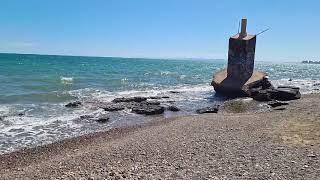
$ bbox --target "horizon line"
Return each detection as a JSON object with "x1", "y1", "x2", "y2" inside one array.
[
  {"x1": 0, "y1": 52, "x2": 303, "y2": 63},
  {"x1": 0, "y1": 52, "x2": 226, "y2": 61}
]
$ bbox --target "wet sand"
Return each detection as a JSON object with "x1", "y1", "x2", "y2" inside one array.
[{"x1": 0, "y1": 94, "x2": 319, "y2": 179}]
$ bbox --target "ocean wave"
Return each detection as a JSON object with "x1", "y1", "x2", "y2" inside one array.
[
  {"x1": 180, "y1": 75, "x2": 187, "y2": 79},
  {"x1": 60, "y1": 76, "x2": 73, "y2": 84},
  {"x1": 68, "y1": 83, "x2": 213, "y2": 103},
  {"x1": 160, "y1": 71, "x2": 178, "y2": 76},
  {"x1": 120, "y1": 78, "x2": 128, "y2": 84},
  {"x1": 0, "y1": 105, "x2": 11, "y2": 116}
]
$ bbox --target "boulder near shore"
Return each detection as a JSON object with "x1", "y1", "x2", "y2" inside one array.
[{"x1": 211, "y1": 68, "x2": 301, "y2": 102}]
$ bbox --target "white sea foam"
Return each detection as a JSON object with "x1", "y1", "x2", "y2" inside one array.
[
  {"x1": 0, "y1": 105, "x2": 10, "y2": 115},
  {"x1": 160, "y1": 71, "x2": 178, "y2": 76},
  {"x1": 180, "y1": 75, "x2": 187, "y2": 79},
  {"x1": 121, "y1": 78, "x2": 128, "y2": 83},
  {"x1": 60, "y1": 76, "x2": 74, "y2": 84}
]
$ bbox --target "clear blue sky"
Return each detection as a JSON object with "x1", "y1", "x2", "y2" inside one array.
[{"x1": 0, "y1": 0, "x2": 319, "y2": 61}]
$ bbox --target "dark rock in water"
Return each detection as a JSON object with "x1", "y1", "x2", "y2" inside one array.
[
  {"x1": 288, "y1": 78, "x2": 293, "y2": 81},
  {"x1": 148, "y1": 96, "x2": 162, "y2": 99},
  {"x1": 8, "y1": 128, "x2": 25, "y2": 133},
  {"x1": 148, "y1": 96, "x2": 170, "y2": 99},
  {"x1": 112, "y1": 101, "x2": 159, "y2": 110},
  {"x1": 145, "y1": 101, "x2": 161, "y2": 105},
  {"x1": 95, "y1": 116, "x2": 109, "y2": 123},
  {"x1": 80, "y1": 115, "x2": 95, "y2": 119},
  {"x1": 250, "y1": 89, "x2": 272, "y2": 101},
  {"x1": 65, "y1": 101, "x2": 82, "y2": 108},
  {"x1": 122, "y1": 102, "x2": 139, "y2": 109},
  {"x1": 0, "y1": 115, "x2": 8, "y2": 120},
  {"x1": 196, "y1": 105, "x2": 219, "y2": 114},
  {"x1": 274, "y1": 107, "x2": 286, "y2": 111},
  {"x1": 131, "y1": 104, "x2": 165, "y2": 115},
  {"x1": 270, "y1": 86, "x2": 301, "y2": 101},
  {"x1": 102, "y1": 104, "x2": 125, "y2": 111},
  {"x1": 112, "y1": 97, "x2": 147, "y2": 103},
  {"x1": 78, "y1": 114, "x2": 109, "y2": 123},
  {"x1": 167, "y1": 106, "x2": 180, "y2": 112},
  {"x1": 169, "y1": 91, "x2": 180, "y2": 94},
  {"x1": 18, "y1": 113, "x2": 24, "y2": 116},
  {"x1": 268, "y1": 101, "x2": 289, "y2": 108},
  {"x1": 277, "y1": 86, "x2": 300, "y2": 90},
  {"x1": 165, "y1": 100, "x2": 175, "y2": 104}
]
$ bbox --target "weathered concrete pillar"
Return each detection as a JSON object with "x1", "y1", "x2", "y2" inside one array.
[
  {"x1": 211, "y1": 18, "x2": 267, "y2": 96},
  {"x1": 227, "y1": 18, "x2": 256, "y2": 84}
]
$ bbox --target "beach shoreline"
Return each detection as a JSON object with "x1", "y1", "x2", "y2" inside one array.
[{"x1": 1, "y1": 94, "x2": 320, "y2": 179}]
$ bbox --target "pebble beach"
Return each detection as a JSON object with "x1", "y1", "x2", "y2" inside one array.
[{"x1": 0, "y1": 94, "x2": 319, "y2": 179}]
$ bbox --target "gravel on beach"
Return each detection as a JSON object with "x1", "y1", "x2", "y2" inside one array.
[{"x1": 0, "y1": 94, "x2": 319, "y2": 179}]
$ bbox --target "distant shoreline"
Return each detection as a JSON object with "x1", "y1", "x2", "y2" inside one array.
[
  {"x1": 0, "y1": 52, "x2": 224, "y2": 62},
  {"x1": 302, "y1": 60, "x2": 320, "y2": 64}
]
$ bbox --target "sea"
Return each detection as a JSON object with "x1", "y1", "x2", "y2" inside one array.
[{"x1": 1, "y1": 53, "x2": 320, "y2": 154}]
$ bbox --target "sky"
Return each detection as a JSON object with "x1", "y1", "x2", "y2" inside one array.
[{"x1": 0, "y1": 0, "x2": 319, "y2": 61}]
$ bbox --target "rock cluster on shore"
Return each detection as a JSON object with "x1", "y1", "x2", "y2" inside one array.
[
  {"x1": 62, "y1": 74, "x2": 302, "y2": 124},
  {"x1": 212, "y1": 69, "x2": 301, "y2": 102},
  {"x1": 65, "y1": 95, "x2": 181, "y2": 122},
  {"x1": 245, "y1": 79, "x2": 301, "y2": 101}
]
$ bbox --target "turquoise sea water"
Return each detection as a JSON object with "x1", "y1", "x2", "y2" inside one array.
[
  {"x1": 1, "y1": 53, "x2": 320, "y2": 154},
  {"x1": 0, "y1": 54, "x2": 224, "y2": 103}
]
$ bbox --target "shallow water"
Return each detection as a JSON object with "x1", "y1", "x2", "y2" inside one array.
[{"x1": 0, "y1": 53, "x2": 320, "y2": 154}]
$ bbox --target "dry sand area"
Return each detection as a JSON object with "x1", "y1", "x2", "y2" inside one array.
[{"x1": 0, "y1": 94, "x2": 319, "y2": 179}]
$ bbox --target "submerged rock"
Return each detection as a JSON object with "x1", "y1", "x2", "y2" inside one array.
[
  {"x1": 169, "y1": 91, "x2": 180, "y2": 94},
  {"x1": 65, "y1": 101, "x2": 82, "y2": 108},
  {"x1": 112, "y1": 97, "x2": 147, "y2": 103},
  {"x1": 161, "y1": 96, "x2": 170, "y2": 99},
  {"x1": 148, "y1": 96, "x2": 170, "y2": 99},
  {"x1": 131, "y1": 104, "x2": 165, "y2": 115},
  {"x1": 267, "y1": 101, "x2": 289, "y2": 108},
  {"x1": 79, "y1": 114, "x2": 95, "y2": 119},
  {"x1": 102, "y1": 103, "x2": 126, "y2": 111},
  {"x1": 274, "y1": 107, "x2": 286, "y2": 111},
  {"x1": 167, "y1": 106, "x2": 180, "y2": 112},
  {"x1": 148, "y1": 96, "x2": 162, "y2": 99},
  {"x1": 196, "y1": 105, "x2": 219, "y2": 114},
  {"x1": 95, "y1": 116, "x2": 109, "y2": 123},
  {"x1": 79, "y1": 114, "x2": 109, "y2": 123},
  {"x1": 145, "y1": 101, "x2": 161, "y2": 105},
  {"x1": 250, "y1": 89, "x2": 272, "y2": 101}
]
